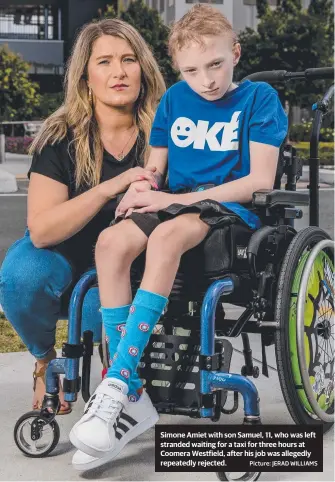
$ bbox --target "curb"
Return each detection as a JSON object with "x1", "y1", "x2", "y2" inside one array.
[
  {"x1": 0, "y1": 167, "x2": 18, "y2": 193},
  {"x1": 301, "y1": 166, "x2": 334, "y2": 186}
]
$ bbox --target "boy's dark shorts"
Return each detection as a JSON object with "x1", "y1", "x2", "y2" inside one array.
[
  {"x1": 111, "y1": 199, "x2": 253, "y2": 238},
  {"x1": 125, "y1": 211, "x2": 161, "y2": 238}
]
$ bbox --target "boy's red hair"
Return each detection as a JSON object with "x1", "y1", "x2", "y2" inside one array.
[{"x1": 168, "y1": 4, "x2": 237, "y2": 62}]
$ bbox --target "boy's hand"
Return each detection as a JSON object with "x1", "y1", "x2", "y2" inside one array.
[
  {"x1": 115, "y1": 180, "x2": 152, "y2": 218},
  {"x1": 119, "y1": 191, "x2": 177, "y2": 217}
]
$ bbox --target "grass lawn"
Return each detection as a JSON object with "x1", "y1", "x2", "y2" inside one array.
[{"x1": 0, "y1": 312, "x2": 68, "y2": 353}]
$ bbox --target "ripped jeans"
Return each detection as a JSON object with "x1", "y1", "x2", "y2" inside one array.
[{"x1": 0, "y1": 229, "x2": 102, "y2": 359}]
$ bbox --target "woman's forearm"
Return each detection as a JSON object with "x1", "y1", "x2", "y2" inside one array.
[{"x1": 29, "y1": 180, "x2": 119, "y2": 248}]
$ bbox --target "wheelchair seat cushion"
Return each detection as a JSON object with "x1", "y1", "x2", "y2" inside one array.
[{"x1": 179, "y1": 220, "x2": 254, "y2": 276}]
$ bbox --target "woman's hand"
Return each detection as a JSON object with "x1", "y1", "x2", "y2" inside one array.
[
  {"x1": 124, "y1": 166, "x2": 158, "y2": 190},
  {"x1": 99, "y1": 166, "x2": 158, "y2": 201},
  {"x1": 118, "y1": 190, "x2": 177, "y2": 217}
]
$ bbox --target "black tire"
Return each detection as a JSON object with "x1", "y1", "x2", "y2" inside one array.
[
  {"x1": 274, "y1": 226, "x2": 334, "y2": 433},
  {"x1": 216, "y1": 472, "x2": 261, "y2": 481},
  {"x1": 14, "y1": 411, "x2": 60, "y2": 457}
]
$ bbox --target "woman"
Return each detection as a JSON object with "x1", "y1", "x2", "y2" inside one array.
[{"x1": 0, "y1": 18, "x2": 165, "y2": 414}]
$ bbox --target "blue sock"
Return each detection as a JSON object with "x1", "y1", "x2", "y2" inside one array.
[
  {"x1": 107, "y1": 289, "x2": 168, "y2": 388},
  {"x1": 101, "y1": 305, "x2": 143, "y2": 401}
]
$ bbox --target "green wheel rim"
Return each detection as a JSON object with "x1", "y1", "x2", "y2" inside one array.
[{"x1": 289, "y1": 250, "x2": 334, "y2": 415}]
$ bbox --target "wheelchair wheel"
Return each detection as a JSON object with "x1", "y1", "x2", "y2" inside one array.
[
  {"x1": 274, "y1": 227, "x2": 334, "y2": 433},
  {"x1": 14, "y1": 411, "x2": 60, "y2": 457},
  {"x1": 216, "y1": 472, "x2": 261, "y2": 481}
]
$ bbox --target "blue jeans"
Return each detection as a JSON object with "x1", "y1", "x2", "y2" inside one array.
[{"x1": 0, "y1": 230, "x2": 102, "y2": 359}]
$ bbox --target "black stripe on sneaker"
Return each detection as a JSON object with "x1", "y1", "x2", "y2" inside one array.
[
  {"x1": 120, "y1": 412, "x2": 137, "y2": 426},
  {"x1": 83, "y1": 394, "x2": 97, "y2": 414},
  {"x1": 115, "y1": 430, "x2": 122, "y2": 440},
  {"x1": 117, "y1": 421, "x2": 130, "y2": 433}
]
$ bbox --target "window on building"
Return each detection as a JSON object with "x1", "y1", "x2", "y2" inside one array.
[
  {"x1": 160, "y1": 0, "x2": 165, "y2": 13},
  {"x1": 152, "y1": 0, "x2": 158, "y2": 9},
  {"x1": 243, "y1": 0, "x2": 278, "y2": 5},
  {"x1": 186, "y1": 1, "x2": 224, "y2": 4},
  {"x1": 0, "y1": 5, "x2": 59, "y2": 40}
]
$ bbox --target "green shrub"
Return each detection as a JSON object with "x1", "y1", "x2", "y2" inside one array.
[
  {"x1": 290, "y1": 122, "x2": 334, "y2": 143},
  {"x1": 294, "y1": 142, "x2": 334, "y2": 165},
  {"x1": 34, "y1": 92, "x2": 64, "y2": 119},
  {"x1": 0, "y1": 44, "x2": 40, "y2": 120}
]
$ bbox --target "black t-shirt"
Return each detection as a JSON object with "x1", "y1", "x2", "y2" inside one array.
[{"x1": 28, "y1": 133, "x2": 144, "y2": 274}]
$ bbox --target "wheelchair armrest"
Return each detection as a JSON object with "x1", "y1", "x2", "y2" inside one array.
[{"x1": 252, "y1": 189, "x2": 309, "y2": 208}]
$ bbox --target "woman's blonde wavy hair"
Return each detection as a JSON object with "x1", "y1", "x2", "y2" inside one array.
[{"x1": 29, "y1": 18, "x2": 166, "y2": 188}]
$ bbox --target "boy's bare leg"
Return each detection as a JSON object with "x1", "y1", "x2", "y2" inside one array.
[
  {"x1": 141, "y1": 213, "x2": 210, "y2": 297},
  {"x1": 95, "y1": 220, "x2": 148, "y2": 307}
]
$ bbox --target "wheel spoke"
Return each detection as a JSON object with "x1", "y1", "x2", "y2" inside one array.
[
  {"x1": 319, "y1": 343, "x2": 329, "y2": 359},
  {"x1": 322, "y1": 339, "x2": 330, "y2": 363},
  {"x1": 318, "y1": 308, "x2": 332, "y2": 322},
  {"x1": 327, "y1": 338, "x2": 334, "y2": 357}
]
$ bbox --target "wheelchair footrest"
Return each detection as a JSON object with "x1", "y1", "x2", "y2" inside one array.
[
  {"x1": 154, "y1": 402, "x2": 200, "y2": 417},
  {"x1": 138, "y1": 333, "x2": 234, "y2": 410},
  {"x1": 139, "y1": 332, "x2": 201, "y2": 407},
  {"x1": 217, "y1": 339, "x2": 233, "y2": 373}
]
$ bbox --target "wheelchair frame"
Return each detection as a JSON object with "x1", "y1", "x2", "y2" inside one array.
[{"x1": 13, "y1": 68, "x2": 334, "y2": 482}]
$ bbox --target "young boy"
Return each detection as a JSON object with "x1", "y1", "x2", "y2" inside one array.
[{"x1": 70, "y1": 4, "x2": 288, "y2": 470}]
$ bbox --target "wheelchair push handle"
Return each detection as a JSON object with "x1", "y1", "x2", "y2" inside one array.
[
  {"x1": 305, "y1": 67, "x2": 334, "y2": 80},
  {"x1": 243, "y1": 67, "x2": 334, "y2": 83},
  {"x1": 243, "y1": 70, "x2": 287, "y2": 82}
]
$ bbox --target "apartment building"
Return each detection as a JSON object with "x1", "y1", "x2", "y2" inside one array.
[
  {"x1": 0, "y1": 1, "x2": 116, "y2": 92},
  {"x1": 120, "y1": 0, "x2": 311, "y2": 31}
]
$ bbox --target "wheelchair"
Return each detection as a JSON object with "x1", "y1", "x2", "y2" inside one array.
[{"x1": 13, "y1": 68, "x2": 334, "y2": 482}]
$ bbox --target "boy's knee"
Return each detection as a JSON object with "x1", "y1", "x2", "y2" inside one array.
[
  {"x1": 147, "y1": 221, "x2": 181, "y2": 255},
  {"x1": 95, "y1": 223, "x2": 146, "y2": 261},
  {"x1": 96, "y1": 226, "x2": 118, "y2": 253},
  {"x1": 149, "y1": 222, "x2": 177, "y2": 242}
]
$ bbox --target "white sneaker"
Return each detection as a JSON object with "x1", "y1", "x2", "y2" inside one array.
[
  {"x1": 71, "y1": 389, "x2": 159, "y2": 471},
  {"x1": 69, "y1": 378, "x2": 129, "y2": 458}
]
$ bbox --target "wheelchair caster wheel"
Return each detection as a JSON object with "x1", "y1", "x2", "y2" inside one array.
[
  {"x1": 216, "y1": 472, "x2": 261, "y2": 481},
  {"x1": 14, "y1": 410, "x2": 60, "y2": 457},
  {"x1": 252, "y1": 366, "x2": 259, "y2": 378}
]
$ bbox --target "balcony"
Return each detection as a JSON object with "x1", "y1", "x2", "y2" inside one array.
[
  {"x1": 0, "y1": 38, "x2": 64, "y2": 69},
  {"x1": 0, "y1": 4, "x2": 63, "y2": 70}
]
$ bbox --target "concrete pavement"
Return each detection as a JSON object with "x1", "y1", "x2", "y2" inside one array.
[
  {"x1": 0, "y1": 167, "x2": 17, "y2": 192},
  {"x1": 0, "y1": 327, "x2": 334, "y2": 481},
  {"x1": 0, "y1": 153, "x2": 32, "y2": 193}
]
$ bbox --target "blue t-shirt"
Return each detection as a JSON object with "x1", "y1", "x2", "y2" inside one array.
[{"x1": 149, "y1": 80, "x2": 288, "y2": 229}]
